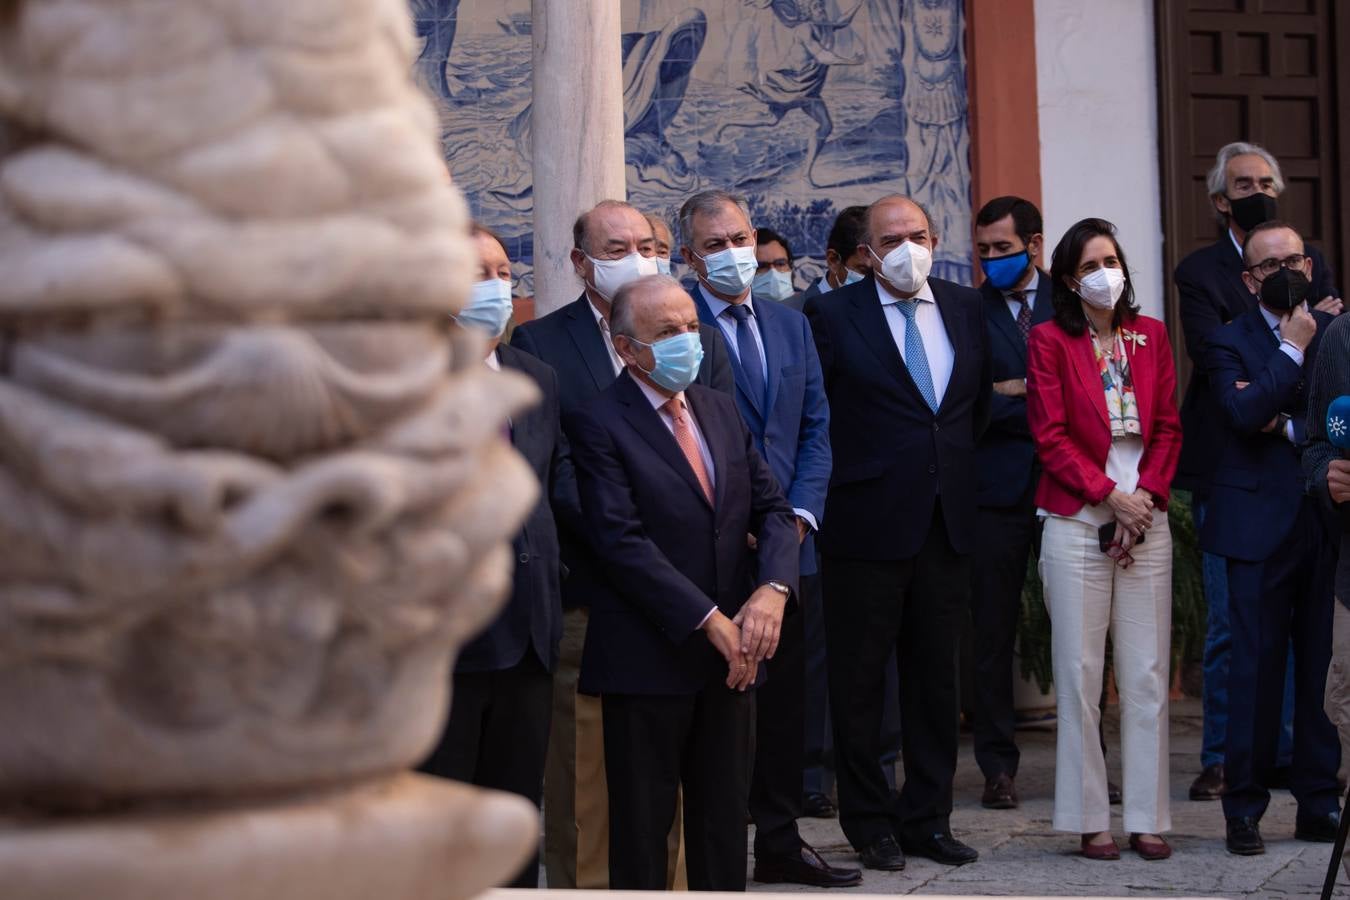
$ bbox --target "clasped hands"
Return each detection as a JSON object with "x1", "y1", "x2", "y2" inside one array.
[
  {"x1": 701, "y1": 583, "x2": 786, "y2": 691},
  {"x1": 1106, "y1": 486, "x2": 1155, "y2": 554}
]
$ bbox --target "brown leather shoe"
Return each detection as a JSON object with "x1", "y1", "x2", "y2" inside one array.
[
  {"x1": 1189, "y1": 763, "x2": 1225, "y2": 801},
  {"x1": 1128, "y1": 833, "x2": 1172, "y2": 860},
  {"x1": 1080, "y1": 833, "x2": 1120, "y2": 860},
  {"x1": 981, "y1": 773, "x2": 1018, "y2": 809}
]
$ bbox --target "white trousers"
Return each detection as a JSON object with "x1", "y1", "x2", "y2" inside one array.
[{"x1": 1040, "y1": 514, "x2": 1173, "y2": 834}]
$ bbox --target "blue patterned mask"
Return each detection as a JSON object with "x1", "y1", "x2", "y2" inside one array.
[{"x1": 981, "y1": 250, "x2": 1030, "y2": 291}]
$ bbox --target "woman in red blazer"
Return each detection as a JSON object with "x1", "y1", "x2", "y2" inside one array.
[{"x1": 1026, "y1": 218, "x2": 1182, "y2": 862}]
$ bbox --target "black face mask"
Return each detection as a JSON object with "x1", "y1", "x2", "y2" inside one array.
[
  {"x1": 1226, "y1": 192, "x2": 1278, "y2": 232},
  {"x1": 1259, "y1": 267, "x2": 1310, "y2": 312}
]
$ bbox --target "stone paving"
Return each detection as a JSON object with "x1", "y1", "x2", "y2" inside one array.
[{"x1": 757, "y1": 699, "x2": 1347, "y2": 897}]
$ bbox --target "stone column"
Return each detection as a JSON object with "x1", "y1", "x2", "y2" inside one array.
[{"x1": 530, "y1": 0, "x2": 626, "y2": 316}]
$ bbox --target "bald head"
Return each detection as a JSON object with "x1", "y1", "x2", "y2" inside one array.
[
  {"x1": 572, "y1": 200, "x2": 656, "y2": 258},
  {"x1": 863, "y1": 195, "x2": 936, "y2": 250}
]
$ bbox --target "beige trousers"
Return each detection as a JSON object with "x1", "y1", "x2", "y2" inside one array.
[
  {"x1": 542, "y1": 608, "x2": 686, "y2": 889},
  {"x1": 1040, "y1": 514, "x2": 1172, "y2": 835},
  {"x1": 1325, "y1": 600, "x2": 1350, "y2": 767}
]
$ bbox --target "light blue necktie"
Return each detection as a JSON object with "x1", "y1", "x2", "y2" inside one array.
[{"x1": 897, "y1": 300, "x2": 938, "y2": 412}]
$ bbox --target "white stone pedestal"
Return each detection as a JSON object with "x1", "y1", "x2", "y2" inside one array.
[{"x1": 0, "y1": 774, "x2": 536, "y2": 900}]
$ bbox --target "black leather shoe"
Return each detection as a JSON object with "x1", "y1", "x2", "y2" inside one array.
[
  {"x1": 900, "y1": 833, "x2": 979, "y2": 866},
  {"x1": 1226, "y1": 817, "x2": 1264, "y2": 855},
  {"x1": 1108, "y1": 780, "x2": 1122, "y2": 805},
  {"x1": 1295, "y1": 809, "x2": 1340, "y2": 843},
  {"x1": 802, "y1": 791, "x2": 838, "y2": 818},
  {"x1": 981, "y1": 773, "x2": 1018, "y2": 809},
  {"x1": 754, "y1": 844, "x2": 863, "y2": 887},
  {"x1": 858, "y1": 835, "x2": 905, "y2": 871},
  {"x1": 1189, "y1": 763, "x2": 1225, "y2": 801}
]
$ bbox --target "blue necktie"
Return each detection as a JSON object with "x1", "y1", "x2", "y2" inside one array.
[
  {"x1": 897, "y1": 300, "x2": 939, "y2": 412},
  {"x1": 725, "y1": 303, "x2": 767, "y2": 409}
]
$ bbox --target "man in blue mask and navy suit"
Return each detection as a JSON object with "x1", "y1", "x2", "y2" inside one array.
[
  {"x1": 679, "y1": 190, "x2": 857, "y2": 888},
  {"x1": 567, "y1": 274, "x2": 800, "y2": 891}
]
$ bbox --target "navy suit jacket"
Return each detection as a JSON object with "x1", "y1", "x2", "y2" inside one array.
[
  {"x1": 1199, "y1": 305, "x2": 1334, "y2": 561},
  {"x1": 804, "y1": 275, "x2": 992, "y2": 560},
  {"x1": 975, "y1": 272, "x2": 1055, "y2": 508},
  {"x1": 1175, "y1": 237, "x2": 1338, "y2": 493},
  {"x1": 456, "y1": 345, "x2": 579, "y2": 673},
  {"x1": 567, "y1": 372, "x2": 799, "y2": 695},
  {"x1": 693, "y1": 290, "x2": 831, "y2": 575},
  {"x1": 510, "y1": 294, "x2": 735, "y2": 609}
]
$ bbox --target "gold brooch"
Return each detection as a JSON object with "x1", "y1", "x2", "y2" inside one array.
[{"x1": 1122, "y1": 330, "x2": 1148, "y2": 351}]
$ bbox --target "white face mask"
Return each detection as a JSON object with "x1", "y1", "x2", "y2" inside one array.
[
  {"x1": 696, "y1": 245, "x2": 759, "y2": 295},
  {"x1": 586, "y1": 251, "x2": 660, "y2": 300},
  {"x1": 1075, "y1": 267, "x2": 1126, "y2": 310},
  {"x1": 752, "y1": 269, "x2": 794, "y2": 302},
  {"x1": 870, "y1": 241, "x2": 932, "y2": 294}
]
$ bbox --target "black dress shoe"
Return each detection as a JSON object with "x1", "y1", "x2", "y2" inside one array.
[
  {"x1": 754, "y1": 844, "x2": 863, "y2": 887},
  {"x1": 1295, "y1": 809, "x2": 1340, "y2": 843},
  {"x1": 1189, "y1": 763, "x2": 1225, "y2": 801},
  {"x1": 858, "y1": 835, "x2": 906, "y2": 871},
  {"x1": 802, "y1": 791, "x2": 838, "y2": 818},
  {"x1": 981, "y1": 773, "x2": 1018, "y2": 809},
  {"x1": 900, "y1": 832, "x2": 979, "y2": 866},
  {"x1": 1226, "y1": 817, "x2": 1264, "y2": 855},
  {"x1": 1108, "y1": 780, "x2": 1122, "y2": 805}
]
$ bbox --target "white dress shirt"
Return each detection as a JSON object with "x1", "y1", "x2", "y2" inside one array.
[
  {"x1": 876, "y1": 277, "x2": 956, "y2": 405},
  {"x1": 1004, "y1": 268, "x2": 1040, "y2": 320},
  {"x1": 588, "y1": 297, "x2": 625, "y2": 375},
  {"x1": 699, "y1": 284, "x2": 769, "y2": 386},
  {"x1": 1259, "y1": 304, "x2": 1304, "y2": 443}
]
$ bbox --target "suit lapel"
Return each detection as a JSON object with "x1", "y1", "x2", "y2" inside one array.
[
  {"x1": 758, "y1": 301, "x2": 783, "y2": 416},
  {"x1": 1215, "y1": 239, "x2": 1259, "y2": 319},
  {"x1": 693, "y1": 290, "x2": 765, "y2": 421},
  {"x1": 494, "y1": 347, "x2": 534, "y2": 454},
  {"x1": 983, "y1": 285, "x2": 1025, "y2": 365},
  {"x1": 1122, "y1": 323, "x2": 1153, "y2": 441},
  {"x1": 617, "y1": 374, "x2": 714, "y2": 509},
  {"x1": 1072, "y1": 331, "x2": 1111, "y2": 427},
  {"x1": 564, "y1": 297, "x2": 618, "y2": 392},
  {"x1": 685, "y1": 388, "x2": 728, "y2": 511},
  {"x1": 933, "y1": 284, "x2": 966, "y2": 415},
  {"x1": 848, "y1": 282, "x2": 919, "y2": 400}
]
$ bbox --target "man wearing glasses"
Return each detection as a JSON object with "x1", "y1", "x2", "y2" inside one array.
[
  {"x1": 1174, "y1": 142, "x2": 1343, "y2": 806},
  {"x1": 1201, "y1": 220, "x2": 1342, "y2": 855}
]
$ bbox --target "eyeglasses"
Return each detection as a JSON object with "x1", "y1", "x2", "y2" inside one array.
[{"x1": 1247, "y1": 254, "x2": 1307, "y2": 277}]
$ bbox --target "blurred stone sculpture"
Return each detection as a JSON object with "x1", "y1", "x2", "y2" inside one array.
[{"x1": 0, "y1": 0, "x2": 539, "y2": 897}]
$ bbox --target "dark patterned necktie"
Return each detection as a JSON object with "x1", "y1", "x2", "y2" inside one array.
[{"x1": 1010, "y1": 291, "x2": 1032, "y2": 343}]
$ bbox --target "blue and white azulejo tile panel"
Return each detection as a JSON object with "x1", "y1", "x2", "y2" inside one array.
[{"x1": 410, "y1": 0, "x2": 971, "y2": 296}]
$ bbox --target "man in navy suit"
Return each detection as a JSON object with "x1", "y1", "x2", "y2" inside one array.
[
  {"x1": 510, "y1": 199, "x2": 733, "y2": 889},
  {"x1": 804, "y1": 195, "x2": 991, "y2": 871},
  {"x1": 794, "y1": 205, "x2": 869, "y2": 312},
  {"x1": 420, "y1": 224, "x2": 580, "y2": 888},
  {"x1": 1201, "y1": 220, "x2": 1341, "y2": 856},
  {"x1": 568, "y1": 274, "x2": 800, "y2": 891},
  {"x1": 679, "y1": 190, "x2": 857, "y2": 887},
  {"x1": 968, "y1": 196, "x2": 1054, "y2": 810},
  {"x1": 1176, "y1": 142, "x2": 1342, "y2": 802}
]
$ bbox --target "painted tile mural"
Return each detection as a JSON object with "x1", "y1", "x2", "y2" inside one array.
[{"x1": 411, "y1": 0, "x2": 971, "y2": 296}]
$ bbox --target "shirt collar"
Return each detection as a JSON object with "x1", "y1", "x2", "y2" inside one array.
[
  {"x1": 876, "y1": 277, "x2": 935, "y2": 306},
  {"x1": 484, "y1": 348, "x2": 501, "y2": 371},
  {"x1": 1004, "y1": 268, "x2": 1040, "y2": 299},
  {"x1": 1228, "y1": 227, "x2": 1244, "y2": 260},
  {"x1": 1259, "y1": 303, "x2": 1283, "y2": 333},
  {"x1": 587, "y1": 297, "x2": 609, "y2": 330},
  {"x1": 632, "y1": 371, "x2": 683, "y2": 413},
  {"x1": 699, "y1": 283, "x2": 756, "y2": 322}
]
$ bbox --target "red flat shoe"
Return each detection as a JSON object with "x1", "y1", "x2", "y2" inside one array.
[
  {"x1": 1080, "y1": 833, "x2": 1120, "y2": 860},
  {"x1": 1128, "y1": 833, "x2": 1172, "y2": 860}
]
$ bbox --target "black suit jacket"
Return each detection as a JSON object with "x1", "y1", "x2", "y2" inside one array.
[
  {"x1": 804, "y1": 275, "x2": 992, "y2": 560},
  {"x1": 1175, "y1": 237, "x2": 1338, "y2": 492},
  {"x1": 456, "y1": 345, "x2": 579, "y2": 674},
  {"x1": 567, "y1": 372, "x2": 798, "y2": 695},
  {"x1": 975, "y1": 272, "x2": 1055, "y2": 508},
  {"x1": 510, "y1": 294, "x2": 735, "y2": 609}
]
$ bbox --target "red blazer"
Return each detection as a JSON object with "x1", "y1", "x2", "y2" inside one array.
[{"x1": 1026, "y1": 314, "x2": 1182, "y2": 517}]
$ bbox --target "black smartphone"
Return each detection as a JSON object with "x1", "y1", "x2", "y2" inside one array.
[{"x1": 1098, "y1": 521, "x2": 1145, "y2": 552}]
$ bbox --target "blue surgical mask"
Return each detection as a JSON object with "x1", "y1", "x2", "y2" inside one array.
[
  {"x1": 752, "y1": 269, "x2": 794, "y2": 302},
  {"x1": 981, "y1": 250, "x2": 1030, "y2": 291},
  {"x1": 842, "y1": 267, "x2": 865, "y2": 286},
  {"x1": 655, "y1": 256, "x2": 672, "y2": 276},
  {"x1": 457, "y1": 277, "x2": 514, "y2": 337},
  {"x1": 696, "y1": 245, "x2": 758, "y2": 295},
  {"x1": 630, "y1": 331, "x2": 704, "y2": 393}
]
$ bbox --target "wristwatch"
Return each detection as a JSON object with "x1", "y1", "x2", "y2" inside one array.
[{"x1": 766, "y1": 580, "x2": 791, "y2": 596}]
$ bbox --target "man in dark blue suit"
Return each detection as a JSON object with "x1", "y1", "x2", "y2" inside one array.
[
  {"x1": 568, "y1": 275, "x2": 799, "y2": 891},
  {"x1": 793, "y1": 205, "x2": 869, "y2": 312},
  {"x1": 968, "y1": 196, "x2": 1054, "y2": 810},
  {"x1": 804, "y1": 195, "x2": 991, "y2": 871},
  {"x1": 419, "y1": 225, "x2": 580, "y2": 888},
  {"x1": 510, "y1": 199, "x2": 733, "y2": 889},
  {"x1": 1175, "y1": 142, "x2": 1342, "y2": 802},
  {"x1": 679, "y1": 190, "x2": 856, "y2": 887},
  {"x1": 1201, "y1": 221, "x2": 1341, "y2": 856}
]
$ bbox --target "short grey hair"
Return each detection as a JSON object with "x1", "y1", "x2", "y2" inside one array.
[
  {"x1": 678, "y1": 190, "x2": 752, "y2": 247},
  {"x1": 609, "y1": 274, "x2": 685, "y2": 340},
  {"x1": 861, "y1": 194, "x2": 938, "y2": 246},
  {"x1": 1206, "y1": 142, "x2": 1286, "y2": 198}
]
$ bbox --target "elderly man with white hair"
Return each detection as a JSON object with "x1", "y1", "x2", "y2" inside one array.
[{"x1": 1174, "y1": 140, "x2": 1343, "y2": 805}]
